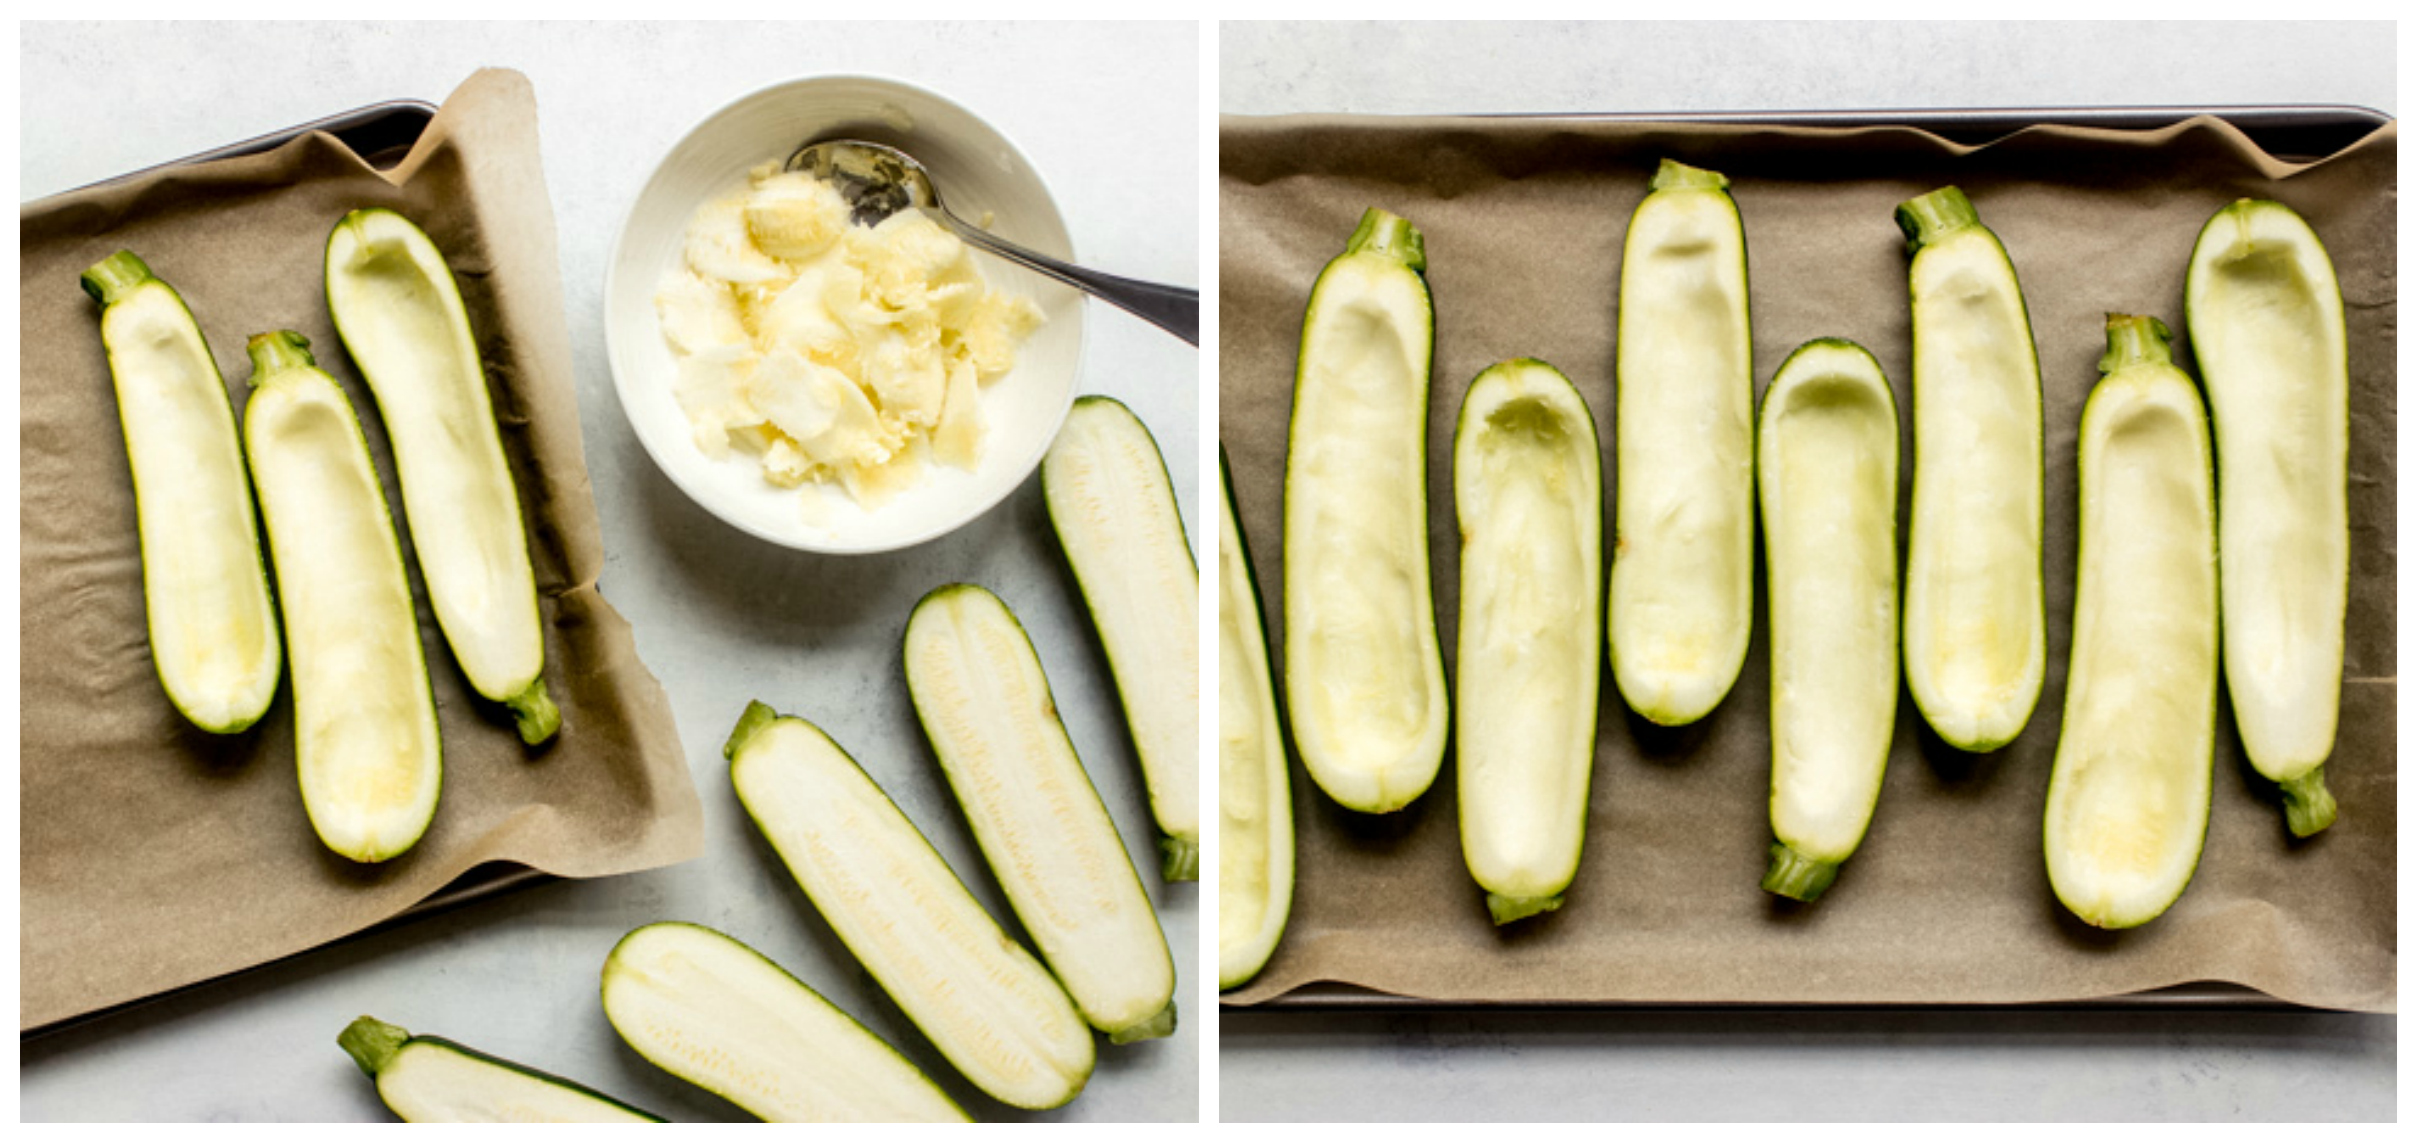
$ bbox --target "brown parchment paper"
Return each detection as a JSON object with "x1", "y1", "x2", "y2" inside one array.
[
  {"x1": 19, "y1": 69, "x2": 704, "y2": 1031},
  {"x1": 1219, "y1": 114, "x2": 2395, "y2": 1012}
]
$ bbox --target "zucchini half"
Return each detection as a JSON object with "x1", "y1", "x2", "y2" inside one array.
[
  {"x1": 2184, "y1": 198, "x2": 2348, "y2": 837},
  {"x1": 1282, "y1": 207, "x2": 1450, "y2": 814},
  {"x1": 80, "y1": 251, "x2": 282, "y2": 734},
  {"x1": 2044, "y1": 315, "x2": 2218, "y2": 929},
  {"x1": 242, "y1": 332, "x2": 441, "y2": 864},
  {"x1": 1756, "y1": 339, "x2": 1900, "y2": 902},
  {"x1": 726, "y1": 703, "x2": 1095, "y2": 1110},
  {"x1": 599, "y1": 922, "x2": 969, "y2": 1122},
  {"x1": 903, "y1": 584, "x2": 1178, "y2": 1043},
  {"x1": 1453, "y1": 359, "x2": 1604, "y2": 925},
  {"x1": 1217, "y1": 453, "x2": 1293, "y2": 988},
  {"x1": 1896, "y1": 187, "x2": 2046, "y2": 753},
  {"x1": 1609, "y1": 160, "x2": 1754, "y2": 727},
  {"x1": 1042, "y1": 396, "x2": 1200, "y2": 881},
  {"x1": 325, "y1": 208, "x2": 557, "y2": 745},
  {"x1": 337, "y1": 1015, "x2": 661, "y2": 1123}
]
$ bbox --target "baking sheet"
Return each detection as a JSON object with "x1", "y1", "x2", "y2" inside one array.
[
  {"x1": 1217, "y1": 110, "x2": 2395, "y2": 1012},
  {"x1": 19, "y1": 68, "x2": 706, "y2": 1032}
]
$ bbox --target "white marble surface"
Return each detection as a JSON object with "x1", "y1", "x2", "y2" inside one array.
[
  {"x1": 20, "y1": 20, "x2": 1200, "y2": 1123},
  {"x1": 1218, "y1": 20, "x2": 2396, "y2": 1123}
]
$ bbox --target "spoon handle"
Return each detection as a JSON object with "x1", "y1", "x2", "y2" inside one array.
[{"x1": 943, "y1": 215, "x2": 1198, "y2": 347}]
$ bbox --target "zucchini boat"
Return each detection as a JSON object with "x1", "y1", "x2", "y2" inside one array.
[
  {"x1": 903, "y1": 584, "x2": 1178, "y2": 1043},
  {"x1": 599, "y1": 922, "x2": 968, "y2": 1122},
  {"x1": 1282, "y1": 207, "x2": 1449, "y2": 814},
  {"x1": 2184, "y1": 198, "x2": 2348, "y2": 837},
  {"x1": 1042, "y1": 396, "x2": 1200, "y2": 881},
  {"x1": 1896, "y1": 187, "x2": 2046, "y2": 753},
  {"x1": 338, "y1": 1015, "x2": 661, "y2": 1123},
  {"x1": 325, "y1": 208, "x2": 558, "y2": 745},
  {"x1": 726, "y1": 703, "x2": 1095, "y2": 1109},
  {"x1": 81, "y1": 251, "x2": 283, "y2": 734},
  {"x1": 241, "y1": 332, "x2": 441, "y2": 864},
  {"x1": 1609, "y1": 160, "x2": 1754, "y2": 727},
  {"x1": 1756, "y1": 339, "x2": 1900, "y2": 902},
  {"x1": 1217, "y1": 453, "x2": 1293, "y2": 988},
  {"x1": 1453, "y1": 359, "x2": 1604, "y2": 925},
  {"x1": 2044, "y1": 315, "x2": 2218, "y2": 929}
]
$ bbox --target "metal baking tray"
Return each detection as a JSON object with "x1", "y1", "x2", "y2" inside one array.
[
  {"x1": 1233, "y1": 103, "x2": 2392, "y2": 1014},
  {"x1": 24, "y1": 98, "x2": 556, "y2": 1041}
]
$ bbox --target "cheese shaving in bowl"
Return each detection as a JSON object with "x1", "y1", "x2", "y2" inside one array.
[{"x1": 654, "y1": 162, "x2": 1044, "y2": 509}]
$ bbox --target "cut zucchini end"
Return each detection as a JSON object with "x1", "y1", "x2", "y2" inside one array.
[
  {"x1": 1760, "y1": 843, "x2": 1842, "y2": 903},
  {"x1": 339, "y1": 1015, "x2": 411, "y2": 1078},
  {"x1": 1649, "y1": 157, "x2": 1730, "y2": 193},
  {"x1": 1159, "y1": 834, "x2": 1200, "y2": 882},
  {"x1": 1342, "y1": 207, "x2": 1426, "y2": 273},
  {"x1": 79, "y1": 249, "x2": 156, "y2": 306},
  {"x1": 1894, "y1": 185, "x2": 1980, "y2": 253},
  {"x1": 504, "y1": 678, "x2": 561, "y2": 745},
  {"x1": 1486, "y1": 892, "x2": 1565, "y2": 926},
  {"x1": 2098, "y1": 313, "x2": 2177, "y2": 375},
  {"x1": 724, "y1": 699, "x2": 782, "y2": 761},
  {"x1": 245, "y1": 329, "x2": 319, "y2": 378},
  {"x1": 1108, "y1": 1001, "x2": 1178, "y2": 1045},
  {"x1": 2281, "y1": 768, "x2": 2339, "y2": 838}
]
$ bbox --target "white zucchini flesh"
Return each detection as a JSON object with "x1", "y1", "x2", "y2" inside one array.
[
  {"x1": 2044, "y1": 315, "x2": 2217, "y2": 929},
  {"x1": 337, "y1": 1015, "x2": 661, "y2": 1123},
  {"x1": 1757, "y1": 339, "x2": 1900, "y2": 902},
  {"x1": 1897, "y1": 187, "x2": 2046, "y2": 753},
  {"x1": 725, "y1": 704, "x2": 1094, "y2": 1109},
  {"x1": 1453, "y1": 359, "x2": 1604, "y2": 925},
  {"x1": 599, "y1": 922, "x2": 968, "y2": 1123},
  {"x1": 81, "y1": 252, "x2": 282, "y2": 734},
  {"x1": 1217, "y1": 456, "x2": 1293, "y2": 989},
  {"x1": 242, "y1": 332, "x2": 441, "y2": 864},
  {"x1": 2185, "y1": 198, "x2": 2348, "y2": 837},
  {"x1": 1282, "y1": 208, "x2": 1449, "y2": 814},
  {"x1": 904, "y1": 584, "x2": 1178, "y2": 1043},
  {"x1": 1610, "y1": 160, "x2": 1754, "y2": 727},
  {"x1": 1042, "y1": 396, "x2": 1201, "y2": 881},
  {"x1": 324, "y1": 208, "x2": 557, "y2": 744}
]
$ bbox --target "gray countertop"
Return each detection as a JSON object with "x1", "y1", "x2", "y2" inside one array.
[
  {"x1": 1217, "y1": 19, "x2": 2394, "y2": 1123},
  {"x1": 20, "y1": 20, "x2": 1200, "y2": 1123}
]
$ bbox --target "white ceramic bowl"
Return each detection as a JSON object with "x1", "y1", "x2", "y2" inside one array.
[{"x1": 606, "y1": 75, "x2": 1082, "y2": 553}]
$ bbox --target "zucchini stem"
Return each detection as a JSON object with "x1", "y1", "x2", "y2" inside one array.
[
  {"x1": 245, "y1": 330, "x2": 318, "y2": 380},
  {"x1": 1159, "y1": 835, "x2": 1199, "y2": 883},
  {"x1": 1761, "y1": 842, "x2": 1841, "y2": 902},
  {"x1": 79, "y1": 250, "x2": 155, "y2": 306},
  {"x1": 2098, "y1": 313, "x2": 2176, "y2": 375},
  {"x1": 1649, "y1": 158, "x2": 1730, "y2": 193},
  {"x1": 505, "y1": 678, "x2": 561, "y2": 745},
  {"x1": 1894, "y1": 186, "x2": 1981, "y2": 254},
  {"x1": 1342, "y1": 208, "x2": 1427, "y2": 274},
  {"x1": 338, "y1": 1015, "x2": 410, "y2": 1078},
  {"x1": 1107, "y1": 1002, "x2": 1177, "y2": 1045},
  {"x1": 723, "y1": 699, "x2": 782, "y2": 759},
  {"x1": 1486, "y1": 893, "x2": 1564, "y2": 926},
  {"x1": 2281, "y1": 768, "x2": 2338, "y2": 837}
]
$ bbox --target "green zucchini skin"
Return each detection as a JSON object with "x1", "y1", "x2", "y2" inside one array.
[
  {"x1": 81, "y1": 250, "x2": 284, "y2": 734},
  {"x1": 338, "y1": 1015, "x2": 662, "y2": 1123},
  {"x1": 1452, "y1": 358, "x2": 1604, "y2": 925},
  {"x1": 1896, "y1": 187, "x2": 2047, "y2": 754},
  {"x1": 725, "y1": 701, "x2": 1096, "y2": 1110},
  {"x1": 599, "y1": 922, "x2": 970, "y2": 1122},
  {"x1": 323, "y1": 208, "x2": 557, "y2": 745},
  {"x1": 1282, "y1": 207, "x2": 1449, "y2": 814},
  {"x1": 1756, "y1": 338, "x2": 1901, "y2": 903},
  {"x1": 1042, "y1": 395, "x2": 1200, "y2": 882},
  {"x1": 2184, "y1": 198, "x2": 2349, "y2": 837},
  {"x1": 1610, "y1": 159, "x2": 1755, "y2": 728},
  {"x1": 1217, "y1": 450, "x2": 1294, "y2": 989},
  {"x1": 903, "y1": 584, "x2": 1178, "y2": 1043},
  {"x1": 2043, "y1": 315, "x2": 2217, "y2": 930},
  {"x1": 242, "y1": 331, "x2": 442, "y2": 864}
]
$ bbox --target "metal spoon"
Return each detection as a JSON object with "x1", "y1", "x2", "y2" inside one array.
[{"x1": 786, "y1": 138, "x2": 1197, "y2": 346}]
